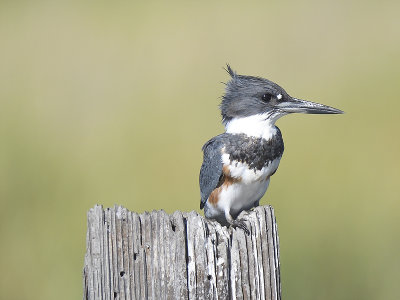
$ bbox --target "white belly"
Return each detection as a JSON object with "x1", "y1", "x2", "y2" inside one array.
[
  {"x1": 217, "y1": 178, "x2": 270, "y2": 217},
  {"x1": 216, "y1": 156, "x2": 281, "y2": 216}
]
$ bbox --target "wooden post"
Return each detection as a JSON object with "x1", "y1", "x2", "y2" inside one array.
[{"x1": 83, "y1": 205, "x2": 281, "y2": 300}]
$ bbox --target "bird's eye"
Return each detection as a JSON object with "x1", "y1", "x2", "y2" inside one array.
[{"x1": 262, "y1": 93, "x2": 273, "y2": 102}]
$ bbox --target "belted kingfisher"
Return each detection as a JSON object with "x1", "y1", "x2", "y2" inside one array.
[{"x1": 199, "y1": 65, "x2": 343, "y2": 234}]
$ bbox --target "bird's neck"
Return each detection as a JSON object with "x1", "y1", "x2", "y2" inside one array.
[{"x1": 225, "y1": 114, "x2": 278, "y2": 140}]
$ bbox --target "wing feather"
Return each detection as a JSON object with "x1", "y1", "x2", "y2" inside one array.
[{"x1": 199, "y1": 136, "x2": 224, "y2": 209}]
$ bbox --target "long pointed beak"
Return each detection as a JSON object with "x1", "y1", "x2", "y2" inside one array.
[{"x1": 277, "y1": 97, "x2": 344, "y2": 114}]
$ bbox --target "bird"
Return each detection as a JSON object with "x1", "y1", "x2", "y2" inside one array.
[{"x1": 199, "y1": 65, "x2": 343, "y2": 234}]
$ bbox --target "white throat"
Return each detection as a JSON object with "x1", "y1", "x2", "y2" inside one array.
[{"x1": 225, "y1": 113, "x2": 278, "y2": 140}]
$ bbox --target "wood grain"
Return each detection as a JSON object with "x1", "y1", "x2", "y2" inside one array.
[{"x1": 83, "y1": 205, "x2": 281, "y2": 300}]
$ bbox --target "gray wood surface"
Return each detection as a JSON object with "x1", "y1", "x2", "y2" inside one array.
[{"x1": 83, "y1": 205, "x2": 281, "y2": 300}]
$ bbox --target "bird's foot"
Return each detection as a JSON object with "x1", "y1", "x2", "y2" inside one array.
[
  {"x1": 225, "y1": 211, "x2": 250, "y2": 235},
  {"x1": 231, "y1": 219, "x2": 250, "y2": 235}
]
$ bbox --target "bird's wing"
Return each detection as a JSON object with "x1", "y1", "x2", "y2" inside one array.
[{"x1": 199, "y1": 136, "x2": 224, "y2": 209}]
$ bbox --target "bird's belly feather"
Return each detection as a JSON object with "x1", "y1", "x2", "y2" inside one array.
[
  {"x1": 217, "y1": 180, "x2": 270, "y2": 216},
  {"x1": 215, "y1": 157, "x2": 281, "y2": 215}
]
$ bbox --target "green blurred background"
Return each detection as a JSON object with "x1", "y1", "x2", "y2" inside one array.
[{"x1": 1, "y1": 1, "x2": 399, "y2": 299}]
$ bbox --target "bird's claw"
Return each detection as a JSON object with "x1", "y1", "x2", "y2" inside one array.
[{"x1": 232, "y1": 219, "x2": 250, "y2": 235}]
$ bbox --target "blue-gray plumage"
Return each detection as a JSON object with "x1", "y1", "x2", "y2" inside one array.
[
  {"x1": 199, "y1": 65, "x2": 343, "y2": 234},
  {"x1": 199, "y1": 136, "x2": 224, "y2": 210}
]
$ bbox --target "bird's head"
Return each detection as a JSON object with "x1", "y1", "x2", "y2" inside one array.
[{"x1": 220, "y1": 65, "x2": 343, "y2": 126}]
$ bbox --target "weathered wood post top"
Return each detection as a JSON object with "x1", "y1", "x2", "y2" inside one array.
[{"x1": 83, "y1": 205, "x2": 281, "y2": 300}]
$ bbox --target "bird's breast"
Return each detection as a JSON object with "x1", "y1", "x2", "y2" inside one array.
[
  {"x1": 222, "y1": 155, "x2": 281, "y2": 183},
  {"x1": 221, "y1": 131, "x2": 284, "y2": 183}
]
